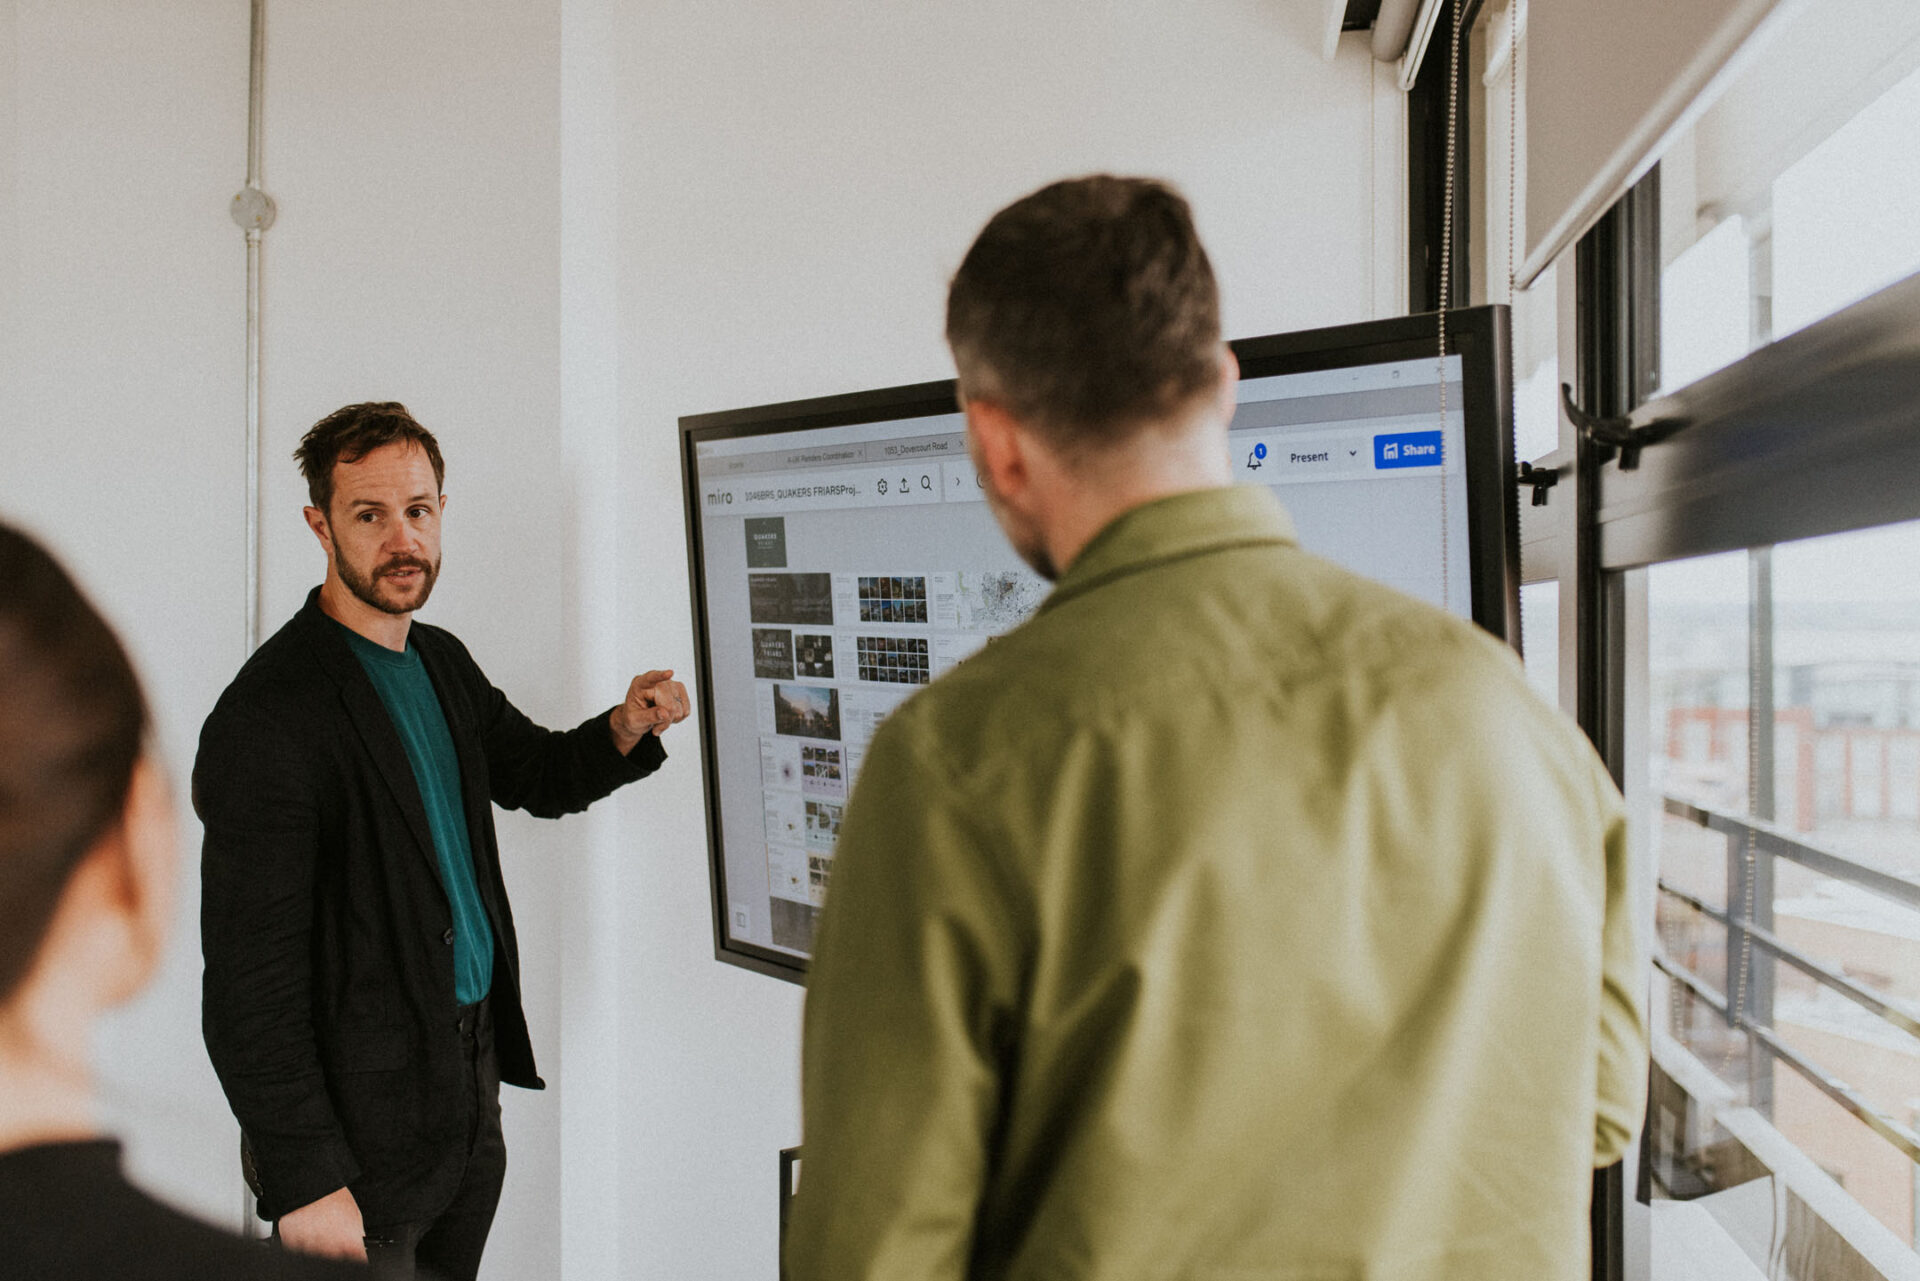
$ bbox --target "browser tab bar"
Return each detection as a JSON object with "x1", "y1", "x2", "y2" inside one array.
[
  {"x1": 878, "y1": 432, "x2": 967, "y2": 461},
  {"x1": 778, "y1": 444, "x2": 869, "y2": 469}
]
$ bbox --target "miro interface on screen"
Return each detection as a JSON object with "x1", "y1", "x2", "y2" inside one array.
[{"x1": 691, "y1": 352, "x2": 1469, "y2": 959}]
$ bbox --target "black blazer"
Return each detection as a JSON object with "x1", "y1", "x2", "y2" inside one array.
[{"x1": 196, "y1": 589, "x2": 664, "y2": 1223}]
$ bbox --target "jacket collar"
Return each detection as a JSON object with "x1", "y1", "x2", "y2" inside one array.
[
  {"x1": 1038, "y1": 485, "x2": 1298, "y2": 616},
  {"x1": 296, "y1": 588, "x2": 440, "y2": 871}
]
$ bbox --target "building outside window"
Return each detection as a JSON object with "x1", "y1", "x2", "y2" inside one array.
[
  {"x1": 1471, "y1": 0, "x2": 1920, "y2": 1273},
  {"x1": 1634, "y1": 2, "x2": 1920, "y2": 1273},
  {"x1": 1649, "y1": 528, "x2": 1920, "y2": 1266}
]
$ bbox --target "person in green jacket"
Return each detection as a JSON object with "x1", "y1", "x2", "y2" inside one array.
[{"x1": 787, "y1": 174, "x2": 1646, "y2": 1281}]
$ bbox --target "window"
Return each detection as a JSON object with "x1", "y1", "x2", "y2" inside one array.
[
  {"x1": 1472, "y1": 2, "x2": 1569, "y2": 712},
  {"x1": 1478, "y1": 0, "x2": 1561, "y2": 466},
  {"x1": 1448, "y1": 1, "x2": 1920, "y2": 1272},
  {"x1": 1657, "y1": 2, "x2": 1920, "y2": 394},
  {"x1": 1647, "y1": 527, "x2": 1920, "y2": 1267},
  {"x1": 1426, "y1": 5, "x2": 1920, "y2": 1268},
  {"x1": 1613, "y1": 8, "x2": 1920, "y2": 1273},
  {"x1": 1520, "y1": 578, "x2": 1559, "y2": 706}
]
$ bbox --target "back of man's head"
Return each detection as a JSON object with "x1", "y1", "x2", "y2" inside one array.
[{"x1": 945, "y1": 175, "x2": 1222, "y2": 450}]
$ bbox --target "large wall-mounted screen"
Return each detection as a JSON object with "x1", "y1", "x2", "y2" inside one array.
[{"x1": 681, "y1": 307, "x2": 1515, "y2": 982}]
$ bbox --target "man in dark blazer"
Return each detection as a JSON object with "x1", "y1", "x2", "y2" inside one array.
[{"x1": 197, "y1": 402, "x2": 689, "y2": 1281}]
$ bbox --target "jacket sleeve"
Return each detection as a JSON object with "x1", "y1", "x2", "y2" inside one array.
[
  {"x1": 197, "y1": 695, "x2": 359, "y2": 1216},
  {"x1": 448, "y1": 644, "x2": 665, "y2": 818},
  {"x1": 784, "y1": 717, "x2": 1026, "y2": 1281},
  {"x1": 1592, "y1": 778, "x2": 1649, "y2": 1166}
]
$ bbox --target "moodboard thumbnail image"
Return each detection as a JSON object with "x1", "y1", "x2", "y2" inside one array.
[
  {"x1": 856, "y1": 574, "x2": 928, "y2": 624},
  {"x1": 856, "y1": 635, "x2": 931, "y2": 685},
  {"x1": 773, "y1": 683, "x2": 841, "y2": 740}
]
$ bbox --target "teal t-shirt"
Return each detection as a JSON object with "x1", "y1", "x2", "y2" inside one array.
[{"x1": 342, "y1": 625, "x2": 494, "y2": 1005}]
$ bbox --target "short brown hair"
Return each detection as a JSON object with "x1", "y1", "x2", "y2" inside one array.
[
  {"x1": 294, "y1": 402, "x2": 446, "y2": 514},
  {"x1": 945, "y1": 175, "x2": 1222, "y2": 447},
  {"x1": 0, "y1": 523, "x2": 149, "y2": 1004}
]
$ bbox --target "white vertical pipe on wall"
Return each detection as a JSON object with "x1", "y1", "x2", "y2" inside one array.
[
  {"x1": 226, "y1": 0, "x2": 276, "y2": 1233},
  {"x1": 229, "y1": 0, "x2": 275, "y2": 656}
]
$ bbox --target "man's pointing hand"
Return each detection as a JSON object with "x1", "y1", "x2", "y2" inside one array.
[{"x1": 611, "y1": 669, "x2": 690, "y2": 754}]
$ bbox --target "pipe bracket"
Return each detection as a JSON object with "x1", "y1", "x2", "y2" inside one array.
[{"x1": 230, "y1": 185, "x2": 277, "y2": 233}]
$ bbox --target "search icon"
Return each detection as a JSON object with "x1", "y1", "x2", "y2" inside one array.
[{"x1": 920, "y1": 474, "x2": 933, "y2": 492}]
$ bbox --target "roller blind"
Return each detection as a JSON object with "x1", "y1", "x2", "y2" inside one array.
[{"x1": 1520, "y1": 0, "x2": 1785, "y2": 285}]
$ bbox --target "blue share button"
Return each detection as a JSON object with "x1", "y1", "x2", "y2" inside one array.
[{"x1": 1373, "y1": 430, "x2": 1444, "y2": 469}]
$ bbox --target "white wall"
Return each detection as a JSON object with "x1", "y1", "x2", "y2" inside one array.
[
  {"x1": 258, "y1": 7, "x2": 570, "y2": 1276},
  {"x1": 607, "y1": 6, "x2": 1400, "y2": 1277},
  {"x1": 2, "y1": 0, "x2": 251, "y2": 1229},
  {"x1": 1, "y1": 5, "x2": 570, "y2": 1279},
  {"x1": 2, "y1": 3, "x2": 1401, "y2": 1277}
]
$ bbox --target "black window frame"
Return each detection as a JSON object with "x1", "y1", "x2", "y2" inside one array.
[
  {"x1": 1567, "y1": 167, "x2": 1661, "y2": 1281},
  {"x1": 1406, "y1": 0, "x2": 1482, "y2": 315},
  {"x1": 1415, "y1": 32, "x2": 1920, "y2": 1268},
  {"x1": 1585, "y1": 176, "x2": 1920, "y2": 1280}
]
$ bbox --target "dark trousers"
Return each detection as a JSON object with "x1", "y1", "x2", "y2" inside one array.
[{"x1": 361, "y1": 998, "x2": 507, "y2": 1281}]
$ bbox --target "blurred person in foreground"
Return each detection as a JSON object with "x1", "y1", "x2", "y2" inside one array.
[
  {"x1": 0, "y1": 522, "x2": 361, "y2": 1279},
  {"x1": 786, "y1": 176, "x2": 1647, "y2": 1281}
]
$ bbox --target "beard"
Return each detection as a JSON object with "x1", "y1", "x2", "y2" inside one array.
[
  {"x1": 334, "y1": 542, "x2": 440, "y2": 616},
  {"x1": 1013, "y1": 530, "x2": 1058, "y2": 583},
  {"x1": 976, "y1": 466, "x2": 1058, "y2": 582}
]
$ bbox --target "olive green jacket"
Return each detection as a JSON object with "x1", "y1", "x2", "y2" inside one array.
[{"x1": 789, "y1": 485, "x2": 1645, "y2": 1281}]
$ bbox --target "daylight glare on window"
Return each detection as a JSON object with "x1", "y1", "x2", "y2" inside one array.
[
  {"x1": 1657, "y1": 3, "x2": 1920, "y2": 395},
  {"x1": 1647, "y1": 522, "x2": 1920, "y2": 1256}
]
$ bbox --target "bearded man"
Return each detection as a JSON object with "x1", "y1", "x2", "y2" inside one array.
[
  {"x1": 198, "y1": 403, "x2": 688, "y2": 1281},
  {"x1": 786, "y1": 179, "x2": 1644, "y2": 1281}
]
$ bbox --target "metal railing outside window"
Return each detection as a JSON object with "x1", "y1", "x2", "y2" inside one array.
[{"x1": 1654, "y1": 793, "x2": 1920, "y2": 1169}]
